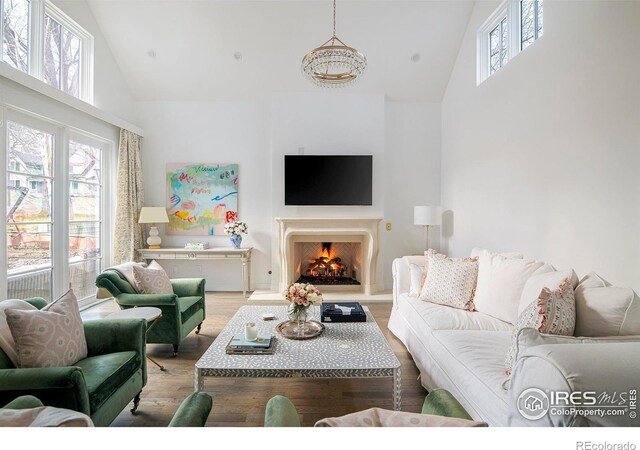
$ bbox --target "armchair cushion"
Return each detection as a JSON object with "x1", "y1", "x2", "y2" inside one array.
[
  {"x1": 6, "y1": 290, "x2": 88, "y2": 368},
  {"x1": 75, "y1": 351, "x2": 141, "y2": 413},
  {"x1": 132, "y1": 261, "x2": 173, "y2": 294},
  {"x1": 3, "y1": 395, "x2": 43, "y2": 410}
]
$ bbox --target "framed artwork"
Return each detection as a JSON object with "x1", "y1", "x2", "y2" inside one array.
[{"x1": 166, "y1": 163, "x2": 238, "y2": 235}]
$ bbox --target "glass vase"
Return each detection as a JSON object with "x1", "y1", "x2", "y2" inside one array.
[{"x1": 288, "y1": 304, "x2": 309, "y2": 336}]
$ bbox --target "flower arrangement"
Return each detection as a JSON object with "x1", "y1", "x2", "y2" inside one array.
[
  {"x1": 283, "y1": 282, "x2": 322, "y2": 312},
  {"x1": 224, "y1": 221, "x2": 248, "y2": 236}
]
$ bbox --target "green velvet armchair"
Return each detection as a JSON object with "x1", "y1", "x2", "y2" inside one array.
[
  {"x1": 0, "y1": 298, "x2": 147, "y2": 427},
  {"x1": 264, "y1": 389, "x2": 474, "y2": 427},
  {"x1": 95, "y1": 269, "x2": 206, "y2": 356}
]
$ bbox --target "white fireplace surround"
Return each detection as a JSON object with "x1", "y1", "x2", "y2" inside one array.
[{"x1": 276, "y1": 218, "x2": 382, "y2": 295}]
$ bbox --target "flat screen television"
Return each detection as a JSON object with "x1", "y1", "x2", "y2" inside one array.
[{"x1": 284, "y1": 155, "x2": 373, "y2": 206}]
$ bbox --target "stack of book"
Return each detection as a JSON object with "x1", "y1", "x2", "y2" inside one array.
[
  {"x1": 226, "y1": 334, "x2": 275, "y2": 355},
  {"x1": 184, "y1": 242, "x2": 209, "y2": 251}
]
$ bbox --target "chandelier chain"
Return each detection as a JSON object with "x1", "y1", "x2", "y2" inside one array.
[{"x1": 333, "y1": 0, "x2": 336, "y2": 37}]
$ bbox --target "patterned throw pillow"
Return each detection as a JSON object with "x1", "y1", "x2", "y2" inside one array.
[
  {"x1": 132, "y1": 260, "x2": 173, "y2": 294},
  {"x1": 418, "y1": 250, "x2": 479, "y2": 310},
  {"x1": 5, "y1": 290, "x2": 88, "y2": 368},
  {"x1": 505, "y1": 278, "x2": 576, "y2": 374},
  {"x1": 408, "y1": 263, "x2": 427, "y2": 297},
  {"x1": 315, "y1": 407, "x2": 486, "y2": 427}
]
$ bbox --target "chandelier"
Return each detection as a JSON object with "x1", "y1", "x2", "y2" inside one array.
[{"x1": 301, "y1": 0, "x2": 367, "y2": 87}]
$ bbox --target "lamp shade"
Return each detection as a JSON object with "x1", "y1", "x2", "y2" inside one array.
[
  {"x1": 138, "y1": 207, "x2": 169, "y2": 224},
  {"x1": 414, "y1": 206, "x2": 442, "y2": 226}
]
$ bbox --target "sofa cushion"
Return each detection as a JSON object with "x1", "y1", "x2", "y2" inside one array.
[
  {"x1": 574, "y1": 272, "x2": 640, "y2": 336},
  {"x1": 396, "y1": 294, "x2": 512, "y2": 349},
  {"x1": 419, "y1": 250, "x2": 478, "y2": 310},
  {"x1": 74, "y1": 351, "x2": 141, "y2": 413},
  {"x1": 429, "y1": 330, "x2": 511, "y2": 427},
  {"x1": 408, "y1": 264, "x2": 427, "y2": 297},
  {"x1": 518, "y1": 266, "x2": 579, "y2": 316},
  {"x1": 505, "y1": 278, "x2": 576, "y2": 374},
  {"x1": 473, "y1": 250, "x2": 544, "y2": 324},
  {"x1": 314, "y1": 408, "x2": 486, "y2": 427}
]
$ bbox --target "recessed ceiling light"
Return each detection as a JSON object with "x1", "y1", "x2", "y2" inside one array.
[
  {"x1": 147, "y1": 50, "x2": 156, "y2": 58},
  {"x1": 411, "y1": 53, "x2": 420, "y2": 63},
  {"x1": 233, "y1": 51, "x2": 243, "y2": 61}
]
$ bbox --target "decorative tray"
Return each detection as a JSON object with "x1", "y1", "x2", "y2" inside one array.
[{"x1": 275, "y1": 320, "x2": 325, "y2": 340}]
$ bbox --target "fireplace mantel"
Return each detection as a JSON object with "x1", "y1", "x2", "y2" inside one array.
[{"x1": 275, "y1": 217, "x2": 382, "y2": 295}]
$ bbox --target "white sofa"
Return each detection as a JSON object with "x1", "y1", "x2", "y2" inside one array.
[{"x1": 389, "y1": 255, "x2": 640, "y2": 427}]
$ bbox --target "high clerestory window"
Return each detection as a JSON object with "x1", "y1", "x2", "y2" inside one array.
[
  {"x1": 477, "y1": 0, "x2": 544, "y2": 84},
  {"x1": 1, "y1": 0, "x2": 94, "y2": 101}
]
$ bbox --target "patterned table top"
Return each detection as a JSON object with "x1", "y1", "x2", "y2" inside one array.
[{"x1": 195, "y1": 305, "x2": 400, "y2": 373}]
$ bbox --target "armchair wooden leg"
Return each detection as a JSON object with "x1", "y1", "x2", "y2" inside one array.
[
  {"x1": 173, "y1": 344, "x2": 179, "y2": 357},
  {"x1": 130, "y1": 392, "x2": 141, "y2": 414},
  {"x1": 196, "y1": 322, "x2": 203, "y2": 334}
]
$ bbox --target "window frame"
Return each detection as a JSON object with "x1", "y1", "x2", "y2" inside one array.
[
  {"x1": 2, "y1": 106, "x2": 113, "y2": 308},
  {"x1": 477, "y1": 0, "x2": 544, "y2": 85},
  {"x1": 0, "y1": 0, "x2": 94, "y2": 103}
]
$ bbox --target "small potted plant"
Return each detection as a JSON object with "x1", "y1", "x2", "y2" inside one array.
[{"x1": 224, "y1": 221, "x2": 248, "y2": 249}]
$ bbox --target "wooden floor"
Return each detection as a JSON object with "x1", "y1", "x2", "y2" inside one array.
[{"x1": 84, "y1": 293, "x2": 427, "y2": 427}]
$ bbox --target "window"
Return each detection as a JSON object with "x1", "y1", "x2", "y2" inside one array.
[
  {"x1": 520, "y1": 0, "x2": 543, "y2": 50},
  {"x1": 489, "y1": 17, "x2": 508, "y2": 75},
  {"x1": 6, "y1": 120, "x2": 55, "y2": 300},
  {"x1": 477, "y1": 0, "x2": 544, "y2": 83},
  {"x1": 0, "y1": 0, "x2": 93, "y2": 101},
  {"x1": 68, "y1": 140, "x2": 102, "y2": 302},
  {"x1": 5, "y1": 110, "x2": 111, "y2": 308}
]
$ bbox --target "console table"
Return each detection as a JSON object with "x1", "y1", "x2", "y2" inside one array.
[{"x1": 136, "y1": 247, "x2": 253, "y2": 297}]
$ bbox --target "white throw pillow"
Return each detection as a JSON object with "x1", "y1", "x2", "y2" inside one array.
[
  {"x1": 132, "y1": 260, "x2": 174, "y2": 295},
  {"x1": 473, "y1": 250, "x2": 544, "y2": 324},
  {"x1": 574, "y1": 272, "x2": 640, "y2": 337},
  {"x1": 0, "y1": 299, "x2": 38, "y2": 366},
  {"x1": 408, "y1": 264, "x2": 427, "y2": 298},
  {"x1": 505, "y1": 278, "x2": 576, "y2": 374},
  {"x1": 470, "y1": 247, "x2": 523, "y2": 259},
  {"x1": 518, "y1": 266, "x2": 579, "y2": 316},
  {"x1": 418, "y1": 250, "x2": 478, "y2": 311}
]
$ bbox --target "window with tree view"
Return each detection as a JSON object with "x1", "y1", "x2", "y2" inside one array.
[
  {"x1": 6, "y1": 121, "x2": 54, "y2": 299},
  {"x1": 68, "y1": 140, "x2": 102, "y2": 301},
  {"x1": 521, "y1": 0, "x2": 543, "y2": 50},
  {"x1": 489, "y1": 17, "x2": 508, "y2": 75},
  {"x1": 0, "y1": 0, "x2": 92, "y2": 101}
]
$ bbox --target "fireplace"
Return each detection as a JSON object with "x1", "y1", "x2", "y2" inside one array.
[
  {"x1": 275, "y1": 217, "x2": 381, "y2": 294},
  {"x1": 294, "y1": 242, "x2": 361, "y2": 286}
]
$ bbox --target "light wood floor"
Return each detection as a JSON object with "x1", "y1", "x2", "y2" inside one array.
[{"x1": 84, "y1": 293, "x2": 426, "y2": 427}]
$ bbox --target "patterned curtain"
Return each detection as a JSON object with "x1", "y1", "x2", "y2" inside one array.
[{"x1": 113, "y1": 129, "x2": 144, "y2": 264}]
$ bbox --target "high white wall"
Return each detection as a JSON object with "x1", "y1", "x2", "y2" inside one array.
[
  {"x1": 136, "y1": 95, "x2": 441, "y2": 291},
  {"x1": 53, "y1": 0, "x2": 139, "y2": 124},
  {"x1": 441, "y1": 1, "x2": 640, "y2": 290}
]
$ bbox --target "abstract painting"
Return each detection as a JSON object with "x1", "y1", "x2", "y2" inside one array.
[{"x1": 166, "y1": 163, "x2": 238, "y2": 235}]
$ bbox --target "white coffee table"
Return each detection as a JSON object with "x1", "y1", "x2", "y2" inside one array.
[
  {"x1": 107, "y1": 306, "x2": 165, "y2": 371},
  {"x1": 194, "y1": 305, "x2": 402, "y2": 410}
]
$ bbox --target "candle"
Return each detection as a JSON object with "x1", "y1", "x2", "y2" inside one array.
[{"x1": 244, "y1": 322, "x2": 258, "y2": 341}]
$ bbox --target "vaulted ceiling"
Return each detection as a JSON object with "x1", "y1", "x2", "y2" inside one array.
[{"x1": 87, "y1": 0, "x2": 474, "y2": 102}]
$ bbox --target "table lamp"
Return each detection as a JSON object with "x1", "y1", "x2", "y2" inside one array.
[
  {"x1": 414, "y1": 206, "x2": 442, "y2": 252},
  {"x1": 138, "y1": 207, "x2": 169, "y2": 249}
]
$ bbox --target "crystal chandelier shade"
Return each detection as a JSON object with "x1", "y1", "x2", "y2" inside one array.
[{"x1": 301, "y1": 0, "x2": 367, "y2": 87}]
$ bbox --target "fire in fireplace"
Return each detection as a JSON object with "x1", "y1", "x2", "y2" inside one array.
[{"x1": 296, "y1": 242, "x2": 361, "y2": 286}]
